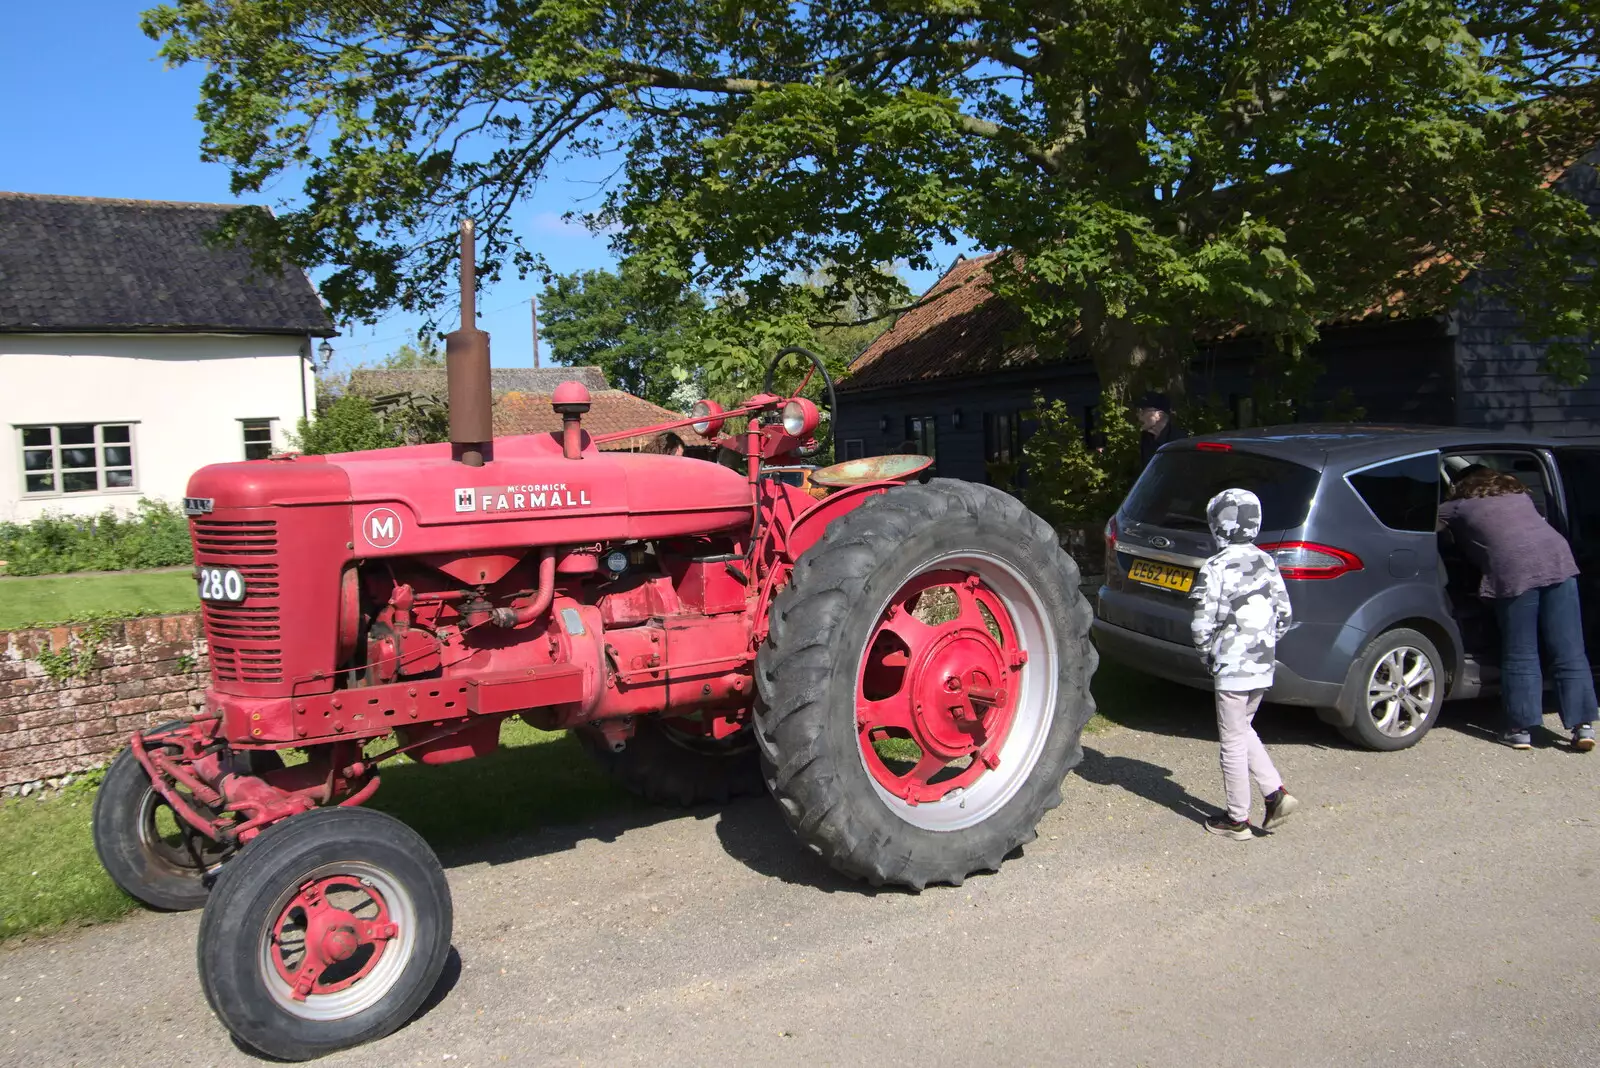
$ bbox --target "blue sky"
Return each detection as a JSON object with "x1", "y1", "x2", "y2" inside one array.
[{"x1": 0, "y1": 4, "x2": 962, "y2": 374}]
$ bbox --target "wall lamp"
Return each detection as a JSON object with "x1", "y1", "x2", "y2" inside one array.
[
  {"x1": 879, "y1": 415, "x2": 890, "y2": 433},
  {"x1": 952, "y1": 408, "x2": 963, "y2": 429}
]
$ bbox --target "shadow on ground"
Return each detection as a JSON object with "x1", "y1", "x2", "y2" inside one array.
[
  {"x1": 368, "y1": 732, "x2": 679, "y2": 871},
  {"x1": 366, "y1": 660, "x2": 1382, "y2": 893},
  {"x1": 712, "y1": 797, "x2": 906, "y2": 895},
  {"x1": 1074, "y1": 747, "x2": 1214, "y2": 825},
  {"x1": 1091, "y1": 661, "x2": 1337, "y2": 750}
]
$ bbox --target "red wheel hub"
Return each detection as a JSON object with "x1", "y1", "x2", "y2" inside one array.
[
  {"x1": 271, "y1": 875, "x2": 399, "y2": 1001},
  {"x1": 857, "y1": 571, "x2": 1023, "y2": 804}
]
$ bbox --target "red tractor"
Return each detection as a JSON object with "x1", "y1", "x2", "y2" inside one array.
[{"x1": 90, "y1": 224, "x2": 1096, "y2": 1060}]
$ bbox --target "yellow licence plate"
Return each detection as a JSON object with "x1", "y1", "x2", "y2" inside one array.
[{"x1": 1127, "y1": 558, "x2": 1196, "y2": 594}]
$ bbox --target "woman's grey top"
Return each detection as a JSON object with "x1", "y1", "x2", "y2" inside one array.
[{"x1": 1438, "y1": 491, "x2": 1578, "y2": 600}]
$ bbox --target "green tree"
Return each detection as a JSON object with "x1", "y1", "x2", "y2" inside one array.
[
  {"x1": 381, "y1": 336, "x2": 445, "y2": 369},
  {"x1": 541, "y1": 259, "x2": 891, "y2": 409},
  {"x1": 539, "y1": 263, "x2": 708, "y2": 404},
  {"x1": 144, "y1": 1, "x2": 1600, "y2": 391},
  {"x1": 291, "y1": 394, "x2": 399, "y2": 454}
]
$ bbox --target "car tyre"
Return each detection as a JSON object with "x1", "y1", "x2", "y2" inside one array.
[{"x1": 1332, "y1": 627, "x2": 1445, "y2": 751}]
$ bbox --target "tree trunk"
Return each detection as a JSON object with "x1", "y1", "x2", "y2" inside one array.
[{"x1": 1080, "y1": 295, "x2": 1185, "y2": 402}]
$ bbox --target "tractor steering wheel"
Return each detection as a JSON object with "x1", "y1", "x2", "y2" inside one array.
[{"x1": 763, "y1": 346, "x2": 838, "y2": 460}]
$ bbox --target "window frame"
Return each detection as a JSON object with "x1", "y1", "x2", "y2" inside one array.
[
  {"x1": 1440, "y1": 448, "x2": 1558, "y2": 520},
  {"x1": 843, "y1": 438, "x2": 865, "y2": 461},
  {"x1": 17, "y1": 422, "x2": 140, "y2": 498},
  {"x1": 905, "y1": 414, "x2": 937, "y2": 462},
  {"x1": 1341, "y1": 448, "x2": 1442, "y2": 534},
  {"x1": 240, "y1": 417, "x2": 277, "y2": 461},
  {"x1": 984, "y1": 410, "x2": 1025, "y2": 464}
]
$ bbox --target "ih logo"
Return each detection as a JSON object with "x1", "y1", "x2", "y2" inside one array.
[
  {"x1": 362, "y1": 507, "x2": 403, "y2": 549},
  {"x1": 454, "y1": 487, "x2": 476, "y2": 513}
]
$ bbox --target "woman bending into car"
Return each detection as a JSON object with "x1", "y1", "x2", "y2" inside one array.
[{"x1": 1438, "y1": 468, "x2": 1597, "y2": 751}]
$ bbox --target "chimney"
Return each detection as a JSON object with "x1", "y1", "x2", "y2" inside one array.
[{"x1": 446, "y1": 219, "x2": 492, "y2": 466}]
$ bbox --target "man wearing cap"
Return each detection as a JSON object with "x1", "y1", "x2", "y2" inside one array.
[{"x1": 1136, "y1": 391, "x2": 1187, "y2": 473}]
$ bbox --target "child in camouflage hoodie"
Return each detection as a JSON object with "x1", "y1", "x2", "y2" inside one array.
[{"x1": 1191, "y1": 488, "x2": 1300, "y2": 840}]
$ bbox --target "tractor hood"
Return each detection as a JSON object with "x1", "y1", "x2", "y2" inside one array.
[{"x1": 186, "y1": 430, "x2": 754, "y2": 558}]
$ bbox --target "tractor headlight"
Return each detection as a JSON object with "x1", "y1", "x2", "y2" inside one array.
[
  {"x1": 781, "y1": 398, "x2": 819, "y2": 438},
  {"x1": 690, "y1": 399, "x2": 724, "y2": 438}
]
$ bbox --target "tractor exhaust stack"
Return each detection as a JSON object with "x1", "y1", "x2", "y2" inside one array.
[{"x1": 446, "y1": 219, "x2": 492, "y2": 467}]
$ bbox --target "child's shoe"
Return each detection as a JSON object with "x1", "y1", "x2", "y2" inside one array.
[
  {"x1": 1205, "y1": 813, "x2": 1252, "y2": 841},
  {"x1": 1262, "y1": 787, "x2": 1299, "y2": 830}
]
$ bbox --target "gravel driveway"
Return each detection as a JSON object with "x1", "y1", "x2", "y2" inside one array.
[{"x1": 3, "y1": 695, "x2": 1597, "y2": 1067}]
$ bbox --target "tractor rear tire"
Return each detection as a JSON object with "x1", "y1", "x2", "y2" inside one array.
[
  {"x1": 755, "y1": 479, "x2": 1096, "y2": 890},
  {"x1": 197, "y1": 807, "x2": 452, "y2": 1061},
  {"x1": 579, "y1": 716, "x2": 764, "y2": 806}
]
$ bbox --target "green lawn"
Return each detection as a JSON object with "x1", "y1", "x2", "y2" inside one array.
[
  {"x1": 0, "y1": 719, "x2": 634, "y2": 942},
  {"x1": 0, "y1": 660, "x2": 1169, "y2": 943},
  {"x1": 0, "y1": 570, "x2": 199, "y2": 630}
]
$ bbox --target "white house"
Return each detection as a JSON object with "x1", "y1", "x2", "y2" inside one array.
[{"x1": 0, "y1": 193, "x2": 334, "y2": 521}]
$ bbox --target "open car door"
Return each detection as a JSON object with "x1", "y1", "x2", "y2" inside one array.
[{"x1": 1551, "y1": 446, "x2": 1600, "y2": 665}]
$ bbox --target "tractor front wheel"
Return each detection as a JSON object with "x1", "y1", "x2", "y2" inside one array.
[
  {"x1": 92, "y1": 722, "x2": 242, "y2": 911},
  {"x1": 755, "y1": 479, "x2": 1096, "y2": 889},
  {"x1": 196, "y1": 807, "x2": 452, "y2": 1061}
]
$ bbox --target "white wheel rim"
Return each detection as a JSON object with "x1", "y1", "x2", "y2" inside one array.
[
  {"x1": 855, "y1": 549, "x2": 1059, "y2": 832},
  {"x1": 1365, "y1": 646, "x2": 1436, "y2": 738},
  {"x1": 257, "y1": 860, "x2": 418, "y2": 1022}
]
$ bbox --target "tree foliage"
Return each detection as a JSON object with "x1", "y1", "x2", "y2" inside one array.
[
  {"x1": 538, "y1": 262, "x2": 708, "y2": 404},
  {"x1": 145, "y1": 1, "x2": 1600, "y2": 387},
  {"x1": 290, "y1": 393, "x2": 450, "y2": 453},
  {"x1": 539, "y1": 260, "x2": 893, "y2": 408},
  {"x1": 381, "y1": 336, "x2": 446, "y2": 369}
]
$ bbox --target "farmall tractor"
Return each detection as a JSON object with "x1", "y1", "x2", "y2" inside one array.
[{"x1": 90, "y1": 224, "x2": 1096, "y2": 1060}]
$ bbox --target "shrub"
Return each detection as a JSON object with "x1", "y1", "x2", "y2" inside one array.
[
  {"x1": 1019, "y1": 390, "x2": 1143, "y2": 530},
  {"x1": 290, "y1": 394, "x2": 398, "y2": 454},
  {"x1": 290, "y1": 393, "x2": 449, "y2": 455},
  {"x1": 0, "y1": 499, "x2": 193, "y2": 576}
]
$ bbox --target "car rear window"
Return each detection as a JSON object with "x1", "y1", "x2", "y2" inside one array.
[
  {"x1": 1122, "y1": 449, "x2": 1320, "y2": 533},
  {"x1": 1347, "y1": 453, "x2": 1440, "y2": 532}
]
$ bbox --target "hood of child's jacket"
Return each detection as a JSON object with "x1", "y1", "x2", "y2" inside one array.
[{"x1": 1206, "y1": 488, "x2": 1263, "y2": 547}]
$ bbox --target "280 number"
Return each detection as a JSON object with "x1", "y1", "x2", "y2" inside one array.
[{"x1": 197, "y1": 567, "x2": 246, "y2": 603}]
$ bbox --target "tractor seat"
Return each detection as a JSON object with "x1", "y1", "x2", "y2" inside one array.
[{"x1": 810, "y1": 454, "x2": 932, "y2": 488}]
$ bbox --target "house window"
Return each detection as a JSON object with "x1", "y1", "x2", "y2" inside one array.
[
  {"x1": 983, "y1": 412, "x2": 1024, "y2": 463},
  {"x1": 19, "y1": 423, "x2": 136, "y2": 495},
  {"x1": 1082, "y1": 405, "x2": 1104, "y2": 450},
  {"x1": 843, "y1": 439, "x2": 865, "y2": 461},
  {"x1": 1232, "y1": 395, "x2": 1256, "y2": 429},
  {"x1": 242, "y1": 419, "x2": 276, "y2": 460},
  {"x1": 905, "y1": 415, "x2": 937, "y2": 460}
]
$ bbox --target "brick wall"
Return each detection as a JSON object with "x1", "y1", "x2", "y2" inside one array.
[{"x1": 0, "y1": 614, "x2": 208, "y2": 789}]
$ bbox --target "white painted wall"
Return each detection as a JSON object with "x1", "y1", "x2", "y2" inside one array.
[{"x1": 0, "y1": 334, "x2": 316, "y2": 521}]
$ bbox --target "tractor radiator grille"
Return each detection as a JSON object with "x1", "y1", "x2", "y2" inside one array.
[{"x1": 193, "y1": 519, "x2": 282, "y2": 683}]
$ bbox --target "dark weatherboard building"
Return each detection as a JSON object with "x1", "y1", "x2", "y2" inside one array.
[{"x1": 834, "y1": 147, "x2": 1600, "y2": 485}]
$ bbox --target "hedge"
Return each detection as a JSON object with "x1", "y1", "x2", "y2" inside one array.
[{"x1": 0, "y1": 499, "x2": 192, "y2": 576}]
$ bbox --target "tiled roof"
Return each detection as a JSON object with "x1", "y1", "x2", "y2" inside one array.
[
  {"x1": 348, "y1": 366, "x2": 609, "y2": 400},
  {"x1": 493, "y1": 389, "x2": 682, "y2": 451},
  {"x1": 840, "y1": 253, "x2": 1052, "y2": 393},
  {"x1": 0, "y1": 193, "x2": 334, "y2": 336}
]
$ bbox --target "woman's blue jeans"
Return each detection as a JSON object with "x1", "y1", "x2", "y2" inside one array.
[{"x1": 1491, "y1": 577, "x2": 1599, "y2": 731}]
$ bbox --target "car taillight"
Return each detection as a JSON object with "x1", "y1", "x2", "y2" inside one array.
[
  {"x1": 1104, "y1": 515, "x2": 1118, "y2": 553},
  {"x1": 1259, "y1": 541, "x2": 1363, "y2": 580},
  {"x1": 1195, "y1": 441, "x2": 1232, "y2": 452}
]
